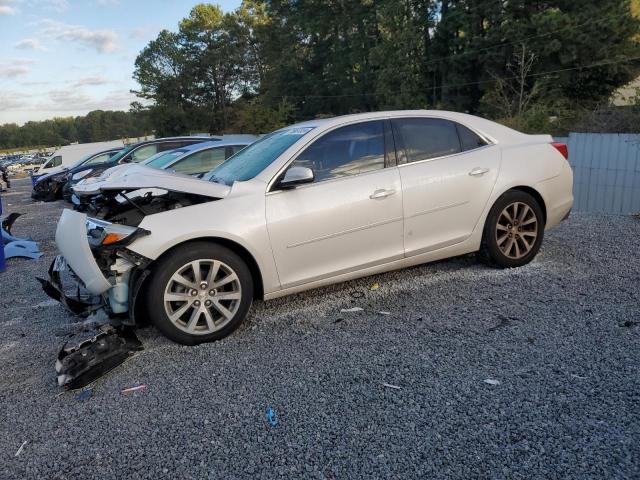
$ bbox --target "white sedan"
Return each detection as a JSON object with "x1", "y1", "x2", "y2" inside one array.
[{"x1": 50, "y1": 110, "x2": 573, "y2": 345}]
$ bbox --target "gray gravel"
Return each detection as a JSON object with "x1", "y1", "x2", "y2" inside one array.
[{"x1": 1, "y1": 177, "x2": 639, "y2": 479}]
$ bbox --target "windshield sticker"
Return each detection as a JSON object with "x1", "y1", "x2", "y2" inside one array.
[{"x1": 282, "y1": 127, "x2": 314, "y2": 136}]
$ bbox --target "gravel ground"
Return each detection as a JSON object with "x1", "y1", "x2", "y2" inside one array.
[{"x1": 0, "y1": 177, "x2": 639, "y2": 479}]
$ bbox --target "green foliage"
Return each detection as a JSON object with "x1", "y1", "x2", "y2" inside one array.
[
  {"x1": 6, "y1": 0, "x2": 640, "y2": 147},
  {"x1": 0, "y1": 110, "x2": 152, "y2": 150}
]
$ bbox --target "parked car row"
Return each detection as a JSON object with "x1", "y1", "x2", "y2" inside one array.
[
  {"x1": 41, "y1": 110, "x2": 573, "y2": 346},
  {"x1": 31, "y1": 135, "x2": 256, "y2": 202}
]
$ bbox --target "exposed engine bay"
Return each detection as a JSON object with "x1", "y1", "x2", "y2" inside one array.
[{"x1": 76, "y1": 187, "x2": 219, "y2": 226}]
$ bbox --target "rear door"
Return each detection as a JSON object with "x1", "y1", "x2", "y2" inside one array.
[
  {"x1": 265, "y1": 120, "x2": 404, "y2": 288},
  {"x1": 393, "y1": 117, "x2": 501, "y2": 256}
]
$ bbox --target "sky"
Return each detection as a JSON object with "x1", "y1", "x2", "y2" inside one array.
[{"x1": 0, "y1": 0, "x2": 241, "y2": 125}]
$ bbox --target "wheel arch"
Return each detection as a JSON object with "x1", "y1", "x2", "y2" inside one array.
[
  {"x1": 508, "y1": 185, "x2": 547, "y2": 225},
  {"x1": 490, "y1": 185, "x2": 547, "y2": 226},
  {"x1": 148, "y1": 237, "x2": 265, "y2": 300}
]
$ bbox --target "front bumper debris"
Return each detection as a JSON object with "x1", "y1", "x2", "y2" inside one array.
[
  {"x1": 56, "y1": 324, "x2": 143, "y2": 390},
  {"x1": 37, "y1": 256, "x2": 104, "y2": 316}
]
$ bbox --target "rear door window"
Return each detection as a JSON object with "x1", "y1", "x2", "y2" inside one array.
[
  {"x1": 172, "y1": 148, "x2": 227, "y2": 175},
  {"x1": 392, "y1": 118, "x2": 461, "y2": 164},
  {"x1": 130, "y1": 145, "x2": 159, "y2": 163}
]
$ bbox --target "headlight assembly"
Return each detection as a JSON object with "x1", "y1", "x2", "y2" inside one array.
[{"x1": 86, "y1": 217, "x2": 149, "y2": 248}]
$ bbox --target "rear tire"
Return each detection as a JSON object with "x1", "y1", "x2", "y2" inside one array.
[
  {"x1": 146, "y1": 242, "x2": 253, "y2": 345},
  {"x1": 479, "y1": 190, "x2": 544, "y2": 268}
]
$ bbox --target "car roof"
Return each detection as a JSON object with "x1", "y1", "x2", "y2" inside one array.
[
  {"x1": 173, "y1": 139, "x2": 253, "y2": 153},
  {"x1": 286, "y1": 109, "x2": 526, "y2": 143},
  {"x1": 127, "y1": 136, "x2": 218, "y2": 148}
]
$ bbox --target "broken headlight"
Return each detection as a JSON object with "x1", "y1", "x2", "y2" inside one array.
[{"x1": 86, "y1": 217, "x2": 148, "y2": 248}]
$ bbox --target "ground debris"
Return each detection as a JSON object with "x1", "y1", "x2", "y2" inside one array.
[
  {"x1": 56, "y1": 325, "x2": 143, "y2": 390},
  {"x1": 483, "y1": 379, "x2": 501, "y2": 386},
  {"x1": 340, "y1": 307, "x2": 363, "y2": 313},
  {"x1": 382, "y1": 383, "x2": 401, "y2": 390},
  {"x1": 121, "y1": 384, "x2": 147, "y2": 395},
  {"x1": 14, "y1": 441, "x2": 27, "y2": 457}
]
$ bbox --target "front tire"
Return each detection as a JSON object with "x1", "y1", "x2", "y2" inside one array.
[
  {"x1": 146, "y1": 242, "x2": 253, "y2": 345},
  {"x1": 479, "y1": 190, "x2": 544, "y2": 268}
]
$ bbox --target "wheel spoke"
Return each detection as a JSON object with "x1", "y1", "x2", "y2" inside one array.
[
  {"x1": 168, "y1": 300, "x2": 194, "y2": 321},
  {"x1": 171, "y1": 273, "x2": 197, "y2": 290},
  {"x1": 190, "y1": 261, "x2": 202, "y2": 284},
  {"x1": 520, "y1": 235, "x2": 531, "y2": 251},
  {"x1": 513, "y1": 238, "x2": 521, "y2": 257},
  {"x1": 214, "y1": 272, "x2": 238, "y2": 288},
  {"x1": 206, "y1": 260, "x2": 221, "y2": 286},
  {"x1": 212, "y1": 299, "x2": 233, "y2": 320},
  {"x1": 497, "y1": 233, "x2": 509, "y2": 245},
  {"x1": 496, "y1": 224, "x2": 508, "y2": 232},
  {"x1": 165, "y1": 292, "x2": 192, "y2": 302},
  {"x1": 521, "y1": 216, "x2": 537, "y2": 226},
  {"x1": 186, "y1": 306, "x2": 202, "y2": 332},
  {"x1": 203, "y1": 307, "x2": 216, "y2": 331},
  {"x1": 518, "y1": 205, "x2": 530, "y2": 223},
  {"x1": 504, "y1": 237, "x2": 515, "y2": 255},
  {"x1": 502, "y1": 210, "x2": 513, "y2": 224},
  {"x1": 215, "y1": 291, "x2": 241, "y2": 301},
  {"x1": 521, "y1": 231, "x2": 537, "y2": 237}
]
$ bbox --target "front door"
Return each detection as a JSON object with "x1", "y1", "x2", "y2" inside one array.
[{"x1": 266, "y1": 120, "x2": 404, "y2": 289}]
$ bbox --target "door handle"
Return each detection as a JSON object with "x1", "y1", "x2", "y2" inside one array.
[
  {"x1": 468, "y1": 167, "x2": 489, "y2": 177},
  {"x1": 369, "y1": 188, "x2": 396, "y2": 200}
]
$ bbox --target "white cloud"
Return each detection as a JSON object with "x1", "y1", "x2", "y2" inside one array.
[
  {"x1": 73, "y1": 75, "x2": 110, "y2": 87},
  {"x1": 39, "y1": 88, "x2": 135, "y2": 112},
  {"x1": 96, "y1": 0, "x2": 119, "y2": 5},
  {"x1": 0, "y1": 93, "x2": 30, "y2": 111},
  {"x1": 40, "y1": 19, "x2": 119, "y2": 53},
  {"x1": 14, "y1": 38, "x2": 46, "y2": 51},
  {"x1": 0, "y1": 58, "x2": 35, "y2": 78},
  {"x1": 25, "y1": 0, "x2": 68, "y2": 12},
  {"x1": 0, "y1": 5, "x2": 16, "y2": 14}
]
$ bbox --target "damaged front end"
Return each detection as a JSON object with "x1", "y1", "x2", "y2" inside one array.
[
  {"x1": 38, "y1": 209, "x2": 151, "y2": 321},
  {"x1": 38, "y1": 209, "x2": 152, "y2": 389}
]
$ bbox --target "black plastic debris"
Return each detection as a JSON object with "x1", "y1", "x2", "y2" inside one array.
[
  {"x1": 56, "y1": 325, "x2": 143, "y2": 390},
  {"x1": 2, "y1": 212, "x2": 21, "y2": 235},
  {"x1": 37, "y1": 256, "x2": 103, "y2": 316}
]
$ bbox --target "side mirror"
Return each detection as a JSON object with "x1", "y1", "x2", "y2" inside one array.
[{"x1": 278, "y1": 166, "x2": 314, "y2": 189}]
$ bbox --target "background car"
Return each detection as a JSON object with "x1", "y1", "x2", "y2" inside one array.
[
  {"x1": 61, "y1": 136, "x2": 219, "y2": 202},
  {"x1": 143, "y1": 139, "x2": 252, "y2": 176},
  {"x1": 31, "y1": 147, "x2": 123, "y2": 201}
]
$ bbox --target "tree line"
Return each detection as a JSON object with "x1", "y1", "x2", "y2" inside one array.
[
  {"x1": 2, "y1": 0, "x2": 639, "y2": 150},
  {"x1": 0, "y1": 110, "x2": 151, "y2": 151},
  {"x1": 133, "y1": 0, "x2": 640, "y2": 136}
]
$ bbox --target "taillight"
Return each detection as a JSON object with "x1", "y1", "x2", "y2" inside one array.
[{"x1": 551, "y1": 142, "x2": 568, "y2": 160}]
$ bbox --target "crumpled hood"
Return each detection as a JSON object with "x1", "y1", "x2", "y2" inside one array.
[{"x1": 73, "y1": 164, "x2": 231, "y2": 198}]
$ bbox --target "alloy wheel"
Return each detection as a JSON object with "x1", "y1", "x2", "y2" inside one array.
[
  {"x1": 495, "y1": 201, "x2": 538, "y2": 260},
  {"x1": 164, "y1": 259, "x2": 242, "y2": 335}
]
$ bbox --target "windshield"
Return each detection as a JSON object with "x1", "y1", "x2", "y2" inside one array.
[
  {"x1": 105, "y1": 144, "x2": 134, "y2": 164},
  {"x1": 144, "y1": 150, "x2": 186, "y2": 169},
  {"x1": 205, "y1": 127, "x2": 315, "y2": 185}
]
